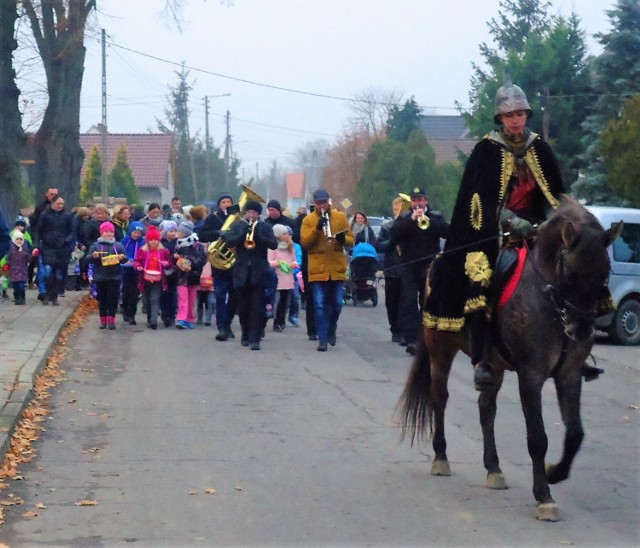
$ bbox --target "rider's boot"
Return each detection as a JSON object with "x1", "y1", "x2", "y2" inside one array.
[
  {"x1": 582, "y1": 363, "x2": 604, "y2": 382},
  {"x1": 470, "y1": 311, "x2": 495, "y2": 391}
]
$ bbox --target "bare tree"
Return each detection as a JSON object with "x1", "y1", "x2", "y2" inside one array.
[
  {"x1": 22, "y1": 0, "x2": 96, "y2": 202},
  {"x1": 346, "y1": 87, "x2": 404, "y2": 136}
]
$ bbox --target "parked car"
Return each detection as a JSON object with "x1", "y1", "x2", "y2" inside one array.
[{"x1": 587, "y1": 206, "x2": 640, "y2": 345}]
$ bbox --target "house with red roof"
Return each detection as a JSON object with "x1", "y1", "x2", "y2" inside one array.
[{"x1": 79, "y1": 131, "x2": 176, "y2": 206}]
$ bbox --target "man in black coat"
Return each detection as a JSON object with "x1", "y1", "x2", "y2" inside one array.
[
  {"x1": 391, "y1": 187, "x2": 449, "y2": 354},
  {"x1": 264, "y1": 199, "x2": 294, "y2": 231},
  {"x1": 222, "y1": 201, "x2": 277, "y2": 350},
  {"x1": 197, "y1": 192, "x2": 237, "y2": 341}
]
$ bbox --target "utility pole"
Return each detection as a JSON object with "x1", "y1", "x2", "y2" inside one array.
[
  {"x1": 223, "y1": 110, "x2": 231, "y2": 192},
  {"x1": 541, "y1": 86, "x2": 550, "y2": 141},
  {"x1": 204, "y1": 96, "x2": 211, "y2": 201},
  {"x1": 100, "y1": 28, "x2": 108, "y2": 203}
]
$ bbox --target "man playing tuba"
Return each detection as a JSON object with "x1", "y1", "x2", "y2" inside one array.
[
  {"x1": 300, "y1": 188, "x2": 354, "y2": 352},
  {"x1": 221, "y1": 200, "x2": 277, "y2": 351}
]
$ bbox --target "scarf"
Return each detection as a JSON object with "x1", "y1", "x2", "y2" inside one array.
[
  {"x1": 175, "y1": 234, "x2": 199, "y2": 249},
  {"x1": 98, "y1": 236, "x2": 116, "y2": 244},
  {"x1": 352, "y1": 223, "x2": 368, "y2": 242}
]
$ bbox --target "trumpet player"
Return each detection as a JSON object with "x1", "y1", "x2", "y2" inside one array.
[
  {"x1": 391, "y1": 186, "x2": 449, "y2": 355},
  {"x1": 300, "y1": 188, "x2": 354, "y2": 352},
  {"x1": 221, "y1": 201, "x2": 277, "y2": 351}
]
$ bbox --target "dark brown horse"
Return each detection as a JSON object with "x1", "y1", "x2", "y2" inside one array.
[{"x1": 396, "y1": 197, "x2": 623, "y2": 521}]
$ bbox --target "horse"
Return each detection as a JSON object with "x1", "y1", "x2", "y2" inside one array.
[{"x1": 396, "y1": 197, "x2": 623, "y2": 521}]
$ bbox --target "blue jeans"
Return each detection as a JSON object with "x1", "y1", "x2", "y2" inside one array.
[
  {"x1": 37, "y1": 255, "x2": 47, "y2": 294},
  {"x1": 213, "y1": 269, "x2": 235, "y2": 331},
  {"x1": 311, "y1": 280, "x2": 344, "y2": 344}
]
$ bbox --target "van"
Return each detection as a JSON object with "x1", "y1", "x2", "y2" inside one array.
[{"x1": 587, "y1": 206, "x2": 640, "y2": 345}]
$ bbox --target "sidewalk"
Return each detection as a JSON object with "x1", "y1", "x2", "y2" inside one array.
[{"x1": 0, "y1": 290, "x2": 85, "y2": 459}]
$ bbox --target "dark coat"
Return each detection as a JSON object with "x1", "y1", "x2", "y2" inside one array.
[
  {"x1": 424, "y1": 131, "x2": 565, "y2": 332},
  {"x1": 173, "y1": 240, "x2": 207, "y2": 286},
  {"x1": 34, "y1": 207, "x2": 75, "y2": 267},
  {"x1": 87, "y1": 240, "x2": 127, "y2": 282},
  {"x1": 222, "y1": 219, "x2": 277, "y2": 288},
  {"x1": 6, "y1": 243, "x2": 30, "y2": 282},
  {"x1": 75, "y1": 217, "x2": 100, "y2": 250},
  {"x1": 196, "y1": 209, "x2": 229, "y2": 243},
  {"x1": 0, "y1": 208, "x2": 10, "y2": 259},
  {"x1": 375, "y1": 219, "x2": 401, "y2": 278},
  {"x1": 391, "y1": 208, "x2": 449, "y2": 274}
]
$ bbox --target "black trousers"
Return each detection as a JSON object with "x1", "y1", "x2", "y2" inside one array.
[
  {"x1": 235, "y1": 283, "x2": 266, "y2": 344},
  {"x1": 96, "y1": 279, "x2": 121, "y2": 318},
  {"x1": 302, "y1": 265, "x2": 316, "y2": 337},
  {"x1": 397, "y1": 263, "x2": 428, "y2": 343},
  {"x1": 121, "y1": 268, "x2": 140, "y2": 319},
  {"x1": 384, "y1": 275, "x2": 402, "y2": 335}
]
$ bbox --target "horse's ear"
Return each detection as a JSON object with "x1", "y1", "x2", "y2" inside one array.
[
  {"x1": 605, "y1": 221, "x2": 624, "y2": 246},
  {"x1": 561, "y1": 221, "x2": 577, "y2": 247}
]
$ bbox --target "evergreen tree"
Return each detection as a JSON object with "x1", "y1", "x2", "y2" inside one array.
[
  {"x1": 463, "y1": 0, "x2": 591, "y2": 185},
  {"x1": 80, "y1": 146, "x2": 102, "y2": 204},
  {"x1": 108, "y1": 144, "x2": 140, "y2": 205},
  {"x1": 600, "y1": 94, "x2": 640, "y2": 207},
  {"x1": 386, "y1": 97, "x2": 423, "y2": 143},
  {"x1": 572, "y1": 0, "x2": 640, "y2": 204}
]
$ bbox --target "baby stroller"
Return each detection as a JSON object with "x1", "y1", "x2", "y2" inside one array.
[{"x1": 345, "y1": 242, "x2": 379, "y2": 306}]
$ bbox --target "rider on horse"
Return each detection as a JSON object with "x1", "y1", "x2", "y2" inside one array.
[{"x1": 423, "y1": 81, "x2": 611, "y2": 390}]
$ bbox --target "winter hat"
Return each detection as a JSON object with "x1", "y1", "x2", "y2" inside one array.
[
  {"x1": 171, "y1": 212, "x2": 184, "y2": 225},
  {"x1": 146, "y1": 226, "x2": 161, "y2": 242},
  {"x1": 244, "y1": 200, "x2": 262, "y2": 214},
  {"x1": 14, "y1": 215, "x2": 27, "y2": 228},
  {"x1": 100, "y1": 221, "x2": 115, "y2": 234},
  {"x1": 272, "y1": 224, "x2": 289, "y2": 238},
  {"x1": 177, "y1": 219, "x2": 195, "y2": 237},
  {"x1": 128, "y1": 221, "x2": 144, "y2": 235},
  {"x1": 217, "y1": 192, "x2": 233, "y2": 206},
  {"x1": 267, "y1": 199, "x2": 282, "y2": 212},
  {"x1": 12, "y1": 231, "x2": 25, "y2": 244},
  {"x1": 161, "y1": 220, "x2": 178, "y2": 234}
]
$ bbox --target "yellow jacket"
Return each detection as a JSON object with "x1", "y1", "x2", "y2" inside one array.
[{"x1": 301, "y1": 209, "x2": 354, "y2": 282}]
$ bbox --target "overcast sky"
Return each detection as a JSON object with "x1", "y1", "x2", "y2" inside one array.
[{"x1": 79, "y1": 0, "x2": 614, "y2": 180}]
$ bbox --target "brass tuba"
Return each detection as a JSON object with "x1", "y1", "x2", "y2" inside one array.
[{"x1": 207, "y1": 184, "x2": 265, "y2": 270}]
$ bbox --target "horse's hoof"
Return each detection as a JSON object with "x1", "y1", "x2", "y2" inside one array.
[
  {"x1": 536, "y1": 502, "x2": 560, "y2": 521},
  {"x1": 486, "y1": 472, "x2": 507, "y2": 490},
  {"x1": 431, "y1": 459, "x2": 451, "y2": 476}
]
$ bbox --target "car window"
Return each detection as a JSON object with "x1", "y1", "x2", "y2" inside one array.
[{"x1": 612, "y1": 223, "x2": 640, "y2": 263}]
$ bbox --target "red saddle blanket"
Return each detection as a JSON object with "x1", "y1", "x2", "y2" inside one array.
[{"x1": 497, "y1": 246, "x2": 528, "y2": 310}]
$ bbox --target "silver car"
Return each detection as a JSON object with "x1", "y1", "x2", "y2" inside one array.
[{"x1": 587, "y1": 206, "x2": 640, "y2": 345}]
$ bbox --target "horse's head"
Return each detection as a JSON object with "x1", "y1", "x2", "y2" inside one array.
[{"x1": 536, "y1": 196, "x2": 623, "y2": 341}]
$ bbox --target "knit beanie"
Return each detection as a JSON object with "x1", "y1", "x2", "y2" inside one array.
[
  {"x1": 146, "y1": 226, "x2": 161, "y2": 241},
  {"x1": 100, "y1": 221, "x2": 115, "y2": 234},
  {"x1": 217, "y1": 192, "x2": 233, "y2": 206},
  {"x1": 161, "y1": 220, "x2": 178, "y2": 234},
  {"x1": 129, "y1": 221, "x2": 144, "y2": 235},
  {"x1": 177, "y1": 219, "x2": 195, "y2": 237},
  {"x1": 267, "y1": 199, "x2": 281, "y2": 212},
  {"x1": 244, "y1": 200, "x2": 262, "y2": 214},
  {"x1": 12, "y1": 231, "x2": 25, "y2": 244},
  {"x1": 272, "y1": 224, "x2": 289, "y2": 238},
  {"x1": 14, "y1": 215, "x2": 27, "y2": 228}
]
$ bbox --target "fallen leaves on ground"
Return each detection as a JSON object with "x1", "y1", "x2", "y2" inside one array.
[
  {"x1": 74, "y1": 499, "x2": 98, "y2": 506},
  {"x1": 0, "y1": 296, "x2": 96, "y2": 526}
]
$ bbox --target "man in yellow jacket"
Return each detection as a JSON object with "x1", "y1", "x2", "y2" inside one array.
[{"x1": 301, "y1": 188, "x2": 355, "y2": 351}]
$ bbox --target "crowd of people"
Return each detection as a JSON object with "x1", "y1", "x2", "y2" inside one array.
[{"x1": 0, "y1": 84, "x2": 609, "y2": 381}]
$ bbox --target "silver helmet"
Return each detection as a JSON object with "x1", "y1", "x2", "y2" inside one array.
[{"x1": 494, "y1": 83, "x2": 532, "y2": 124}]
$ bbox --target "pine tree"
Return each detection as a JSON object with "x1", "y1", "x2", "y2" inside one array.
[
  {"x1": 108, "y1": 144, "x2": 140, "y2": 205},
  {"x1": 80, "y1": 146, "x2": 103, "y2": 204},
  {"x1": 572, "y1": 0, "x2": 640, "y2": 204}
]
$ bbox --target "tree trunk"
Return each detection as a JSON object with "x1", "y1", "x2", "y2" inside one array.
[
  {"x1": 0, "y1": 0, "x2": 26, "y2": 216},
  {"x1": 23, "y1": 0, "x2": 96, "y2": 204}
]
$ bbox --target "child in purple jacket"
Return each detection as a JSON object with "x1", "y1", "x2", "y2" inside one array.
[{"x1": 6, "y1": 231, "x2": 31, "y2": 304}]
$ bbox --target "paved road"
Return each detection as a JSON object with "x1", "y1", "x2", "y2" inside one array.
[{"x1": 1, "y1": 291, "x2": 638, "y2": 546}]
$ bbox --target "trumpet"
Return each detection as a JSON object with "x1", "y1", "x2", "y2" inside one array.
[
  {"x1": 322, "y1": 211, "x2": 335, "y2": 243},
  {"x1": 244, "y1": 220, "x2": 257, "y2": 249},
  {"x1": 417, "y1": 211, "x2": 430, "y2": 230}
]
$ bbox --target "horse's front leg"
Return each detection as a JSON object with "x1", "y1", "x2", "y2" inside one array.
[
  {"x1": 518, "y1": 373, "x2": 560, "y2": 521},
  {"x1": 547, "y1": 368, "x2": 584, "y2": 484},
  {"x1": 479, "y1": 371, "x2": 507, "y2": 489},
  {"x1": 430, "y1": 360, "x2": 452, "y2": 476}
]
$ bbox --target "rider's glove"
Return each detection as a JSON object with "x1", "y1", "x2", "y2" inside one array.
[{"x1": 500, "y1": 209, "x2": 536, "y2": 239}]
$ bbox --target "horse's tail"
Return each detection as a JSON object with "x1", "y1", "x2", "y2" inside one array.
[{"x1": 395, "y1": 329, "x2": 432, "y2": 446}]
